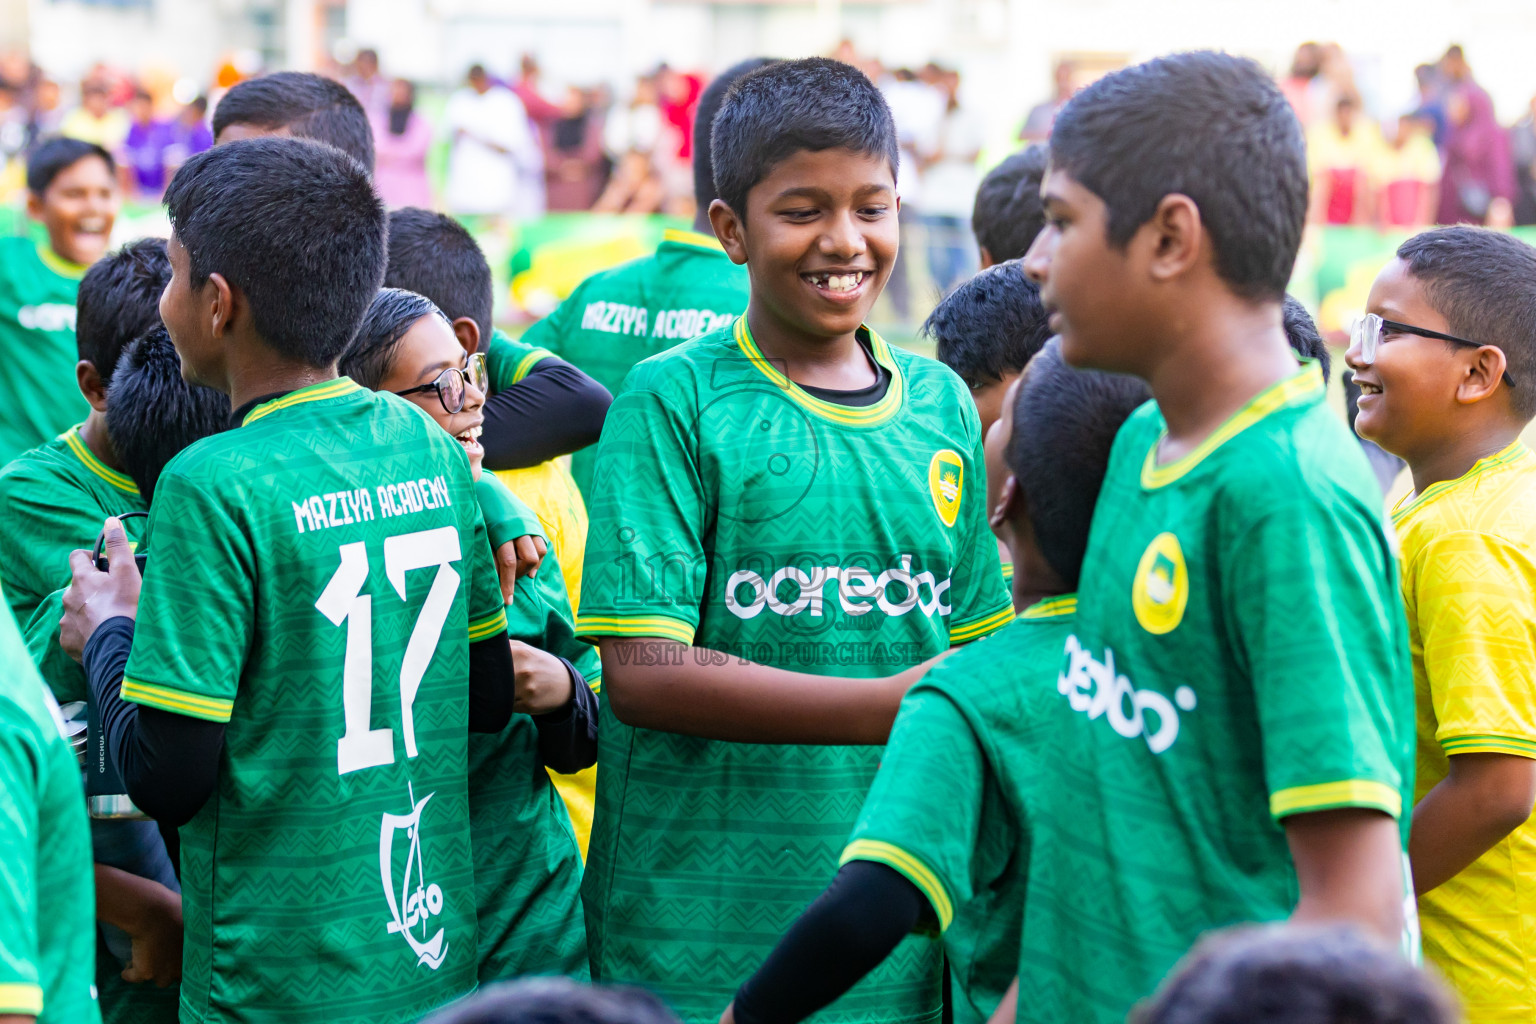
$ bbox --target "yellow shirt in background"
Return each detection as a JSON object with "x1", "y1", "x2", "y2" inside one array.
[{"x1": 1395, "y1": 440, "x2": 1536, "y2": 1021}]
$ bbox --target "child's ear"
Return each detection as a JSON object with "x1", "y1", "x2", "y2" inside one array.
[
  {"x1": 1457, "y1": 345, "x2": 1513, "y2": 405},
  {"x1": 989, "y1": 473, "x2": 1022, "y2": 531},
  {"x1": 450, "y1": 317, "x2": 481, "y2": 357},
  {"x1": 207, "y1": 272, "x2": 237, "y2": 340},
  {"x1": 709, "y1": 199, "x2": 748, "y2": 266},
  {"x1": 1144, "y1": 193, "x2": 1202, "y2": 284},
  {"x1": 24, "y1": 192, "x2": 43, "y2": 222},
  {"x1": 76, "y1": 361, "x2": 108, "y2": 413}
]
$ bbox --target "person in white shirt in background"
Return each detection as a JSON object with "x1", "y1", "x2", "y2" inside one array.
[
  {"x1": 919, "y1": 66, "x2": 983, "y2": 294},
  {"x1": 445, "y1": 64, "x2": 542, "y2": 220},
  {"x1": 879, "y1": 65, "x2": 943, "y2": 321}
]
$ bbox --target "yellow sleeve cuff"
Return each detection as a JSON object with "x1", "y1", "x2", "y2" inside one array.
[
  {"x1": 1269, "y1": 779, "x2": 1402, "y2": 820},
  {"x1": 950, "y1": 604, "x2": 1015, "y2": 645},
  {"x1": 467, "y1": 608, "x2": 509, "y2": 642},
  {"x1": 121, "y1": 677, "x2": 235, "y2": 723},
  {"x1": 1441, "y1": 734, "x2": 1536, "y2": 758},
  {"x1": 575, "y1": 614, "x2": 696, "y2": 646}
]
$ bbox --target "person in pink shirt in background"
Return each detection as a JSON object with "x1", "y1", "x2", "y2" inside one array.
[{"x1": 371, "y1": 78, "x2": 432, "y2": 209}]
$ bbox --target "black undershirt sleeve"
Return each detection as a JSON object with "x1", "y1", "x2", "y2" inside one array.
[
  {"x1": 468, "y1": 635, "x2": 516, "y2": 734},
  {"x1": 479, "y1": 358, "x2": 613, "y2": 470},
  {"x1": 732, "y1": 861, "x2": 931, "y2": 1024},
  {"x1": 531, "y1": 657, "x2": 599, "y2": 773},
  {"x1": 84, "y1": 616, "x2": 225, "y2": 829}
]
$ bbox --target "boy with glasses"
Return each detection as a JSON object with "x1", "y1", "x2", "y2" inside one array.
[{"x1": 1347, "y1": 225, "x2": 1536, "y2": 1021}]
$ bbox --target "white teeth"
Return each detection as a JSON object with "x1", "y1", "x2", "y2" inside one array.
[{"x1": 810, "y1": 272, "x2": 863, "y2": 293}]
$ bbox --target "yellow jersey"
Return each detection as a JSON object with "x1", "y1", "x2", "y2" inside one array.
[{"x1": 1395, "y1": 440, "x2": 1536, "y2": 1021}]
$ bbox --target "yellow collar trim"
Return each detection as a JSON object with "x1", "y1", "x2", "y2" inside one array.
[
  {"x1": 662, "y1": 228, "x2": 726, "y2": 253},
  {"x1": 1020, "y1": 594, "x2": 1077, "y2": 619},
  {"x1": 63, "y1": 426, "x2": 139, "y2": 495},
  {"x1": 36, "y1": 244, "x2": 88, "y2": 280},
  {"x1": 733, "y1": 318, "x2": 904, "y2": 427},
  {"x1": 1141, "y1": 361, "x2": 1324, "y2": 489},
  {"x1": 243, "y1": 378, "x2": 361, "y2": 427},
  {"x1": 1391, "y1": 439, "x2": 1532, "y2": 524}
]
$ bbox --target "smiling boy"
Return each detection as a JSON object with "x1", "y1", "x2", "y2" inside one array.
[
  {"x1": 1348, "y1": 226, "x2": 1536, "y2": 1021},
  {"x1": 1018, "y1": 52, "x2": 1414, "y2": 1022},
  {"x1": 0, "y1": 138, "x2": 119, "y2": 467},
  {"x1": 576, "y1": 58, "x2": 1011, "y2": 1023}
]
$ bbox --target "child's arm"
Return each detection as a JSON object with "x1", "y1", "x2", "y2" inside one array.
[
  {"x1": 93, "y1": 865, "x2": 182, "y2": 987},
  {"x1": 601, "y1": 643, "x2": 941, "y2": 745},
  {"x1": 1285, "y1": 807, "x2": 1407, "y2": 941},
  {"x1": 1410, "y1": 753, "x2": 1536, "y2": 894}
]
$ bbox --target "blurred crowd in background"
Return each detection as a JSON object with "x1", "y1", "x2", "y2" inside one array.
[{"x1": 2, "y1": 37, "x2": 1534, "y2": 326}]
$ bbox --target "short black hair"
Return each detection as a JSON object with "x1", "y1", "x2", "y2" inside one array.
[
  {"x1": 1131, "y1": 924, "x2": 1455, "y2": 1024},
  {"x1": 164, "y1": 137, "x2": 386, "y2": 367},
  {"x1": 710, "y1": 57, "x2": 898, "y2": 218},
  {"x1": 1049, "y1": 51, "x2": 1307, "y2": 302},
  {"x1": 384, "y1": 207, "x2": 494, "y2": 344},
  {"x1": 924, "y1": 260, "x2": 1051, "y2": 388},
  {"x1": 693, "y1": 58, "x2": 779, "y2": 214},
  {"x1": 26, "y1": 137, "x2": 115, "y2": 195},
  {"x1": 212, "y1": 71, "x2": 374, "y2": 173},
  {"x1": 1008, "y1": 339, "x2": 1151, "y2": 588},
  {"x1": 1397, "y1": 226, "x2": 1536, "y2": 419},
  {"x1": 419, "y1": 977, "x2": 682, "y2": 1024},
  {"x1": 339, "y1": 287, "x2": 448, "y2": 391},
  {"x1": 106, "y1": 327, "x2": 231, "y2": 503},
  {"x1": 76, "y1": 237, "x2": 171, "y2": 384},
  {"x1": 971, "y1": 146, "x2": 1048, "y2": 264},
  {"x1": 1281, "y1": 294, "x2": 1330, "y2": 385}
]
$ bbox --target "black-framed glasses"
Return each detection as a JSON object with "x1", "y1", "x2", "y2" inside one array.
[
  {"x1": 394, "y1": 351, "x2": 489, "y2": 413},
  {"x1": 1351, "y1": 313, "x2": 1516, "y2": 387}
]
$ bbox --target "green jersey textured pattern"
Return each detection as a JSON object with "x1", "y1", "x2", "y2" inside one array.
[
  {"x1": 0, "y1": 601, "x2": 100, "y2": 1024},
  {"x1": 843, "y1": 597, "x2": 1076, "y2": 1024},
  {"x1": 1019, "y1": 365, "x2": 1416, "y2": 1023},
  {"x1": 0, "y1": 239, "x2": 90, "y2": 468},
  {"x1": 468, "y1": 474, "x2": 592, "y2": 983},
  {"x1": 520, "y1": 230, "x2": 749, "y2": 493},
  {"x1": 121, "y1": 380, "x2": 508, "y2": 1024},
  {"x1": 577, "y1": 319, "x2": 1012, "y2": 1023}
]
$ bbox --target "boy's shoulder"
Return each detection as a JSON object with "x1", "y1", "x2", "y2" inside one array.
[
  {"x1": 617, "y1": 321, "x2": 743, "y2": 396},
  {"x1": 919, "y1": 601, "x2": 1073, "y2": 714},
  {"x1": 1395, "y1": 442, "x2": 1536, "y2": 554}
]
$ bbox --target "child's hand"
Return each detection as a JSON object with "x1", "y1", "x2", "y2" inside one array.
[
  {"x1": 120, "y1": 883, "x2": 184, "y2": 988},
  {"x1": 509, "y1": 639, "x2": 573, "y2": 715},
  {"x1": 61, "y1": 517, "x2": 142, "y2": 662},
  {"x1": 719, "y1": 1004, "x2": 737, "y2": 1024},
  {"x1": 494, "y1": 534, "x2": 547, "y2": 602}
]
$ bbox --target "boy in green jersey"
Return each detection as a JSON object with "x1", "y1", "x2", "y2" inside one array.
[
  {"x1": 0, "y1": 241, "x2": 184, "y2": 1024},
  {"x1": 0, "y1": 238, "x2": 167, "y2": 626},
  {"x1": 341, "y1": 286, "x2": 599, "y2": 983},
  {"x1": 60, "y1": 138, "x2": 516, "y2": 1024},
  {"x1": 725, "y1": 341, "x2": 1150, "y2": 1024},
  {"x1": 1016, "y1": 52, "x2": 1415, "y2": 1022},
  {"x1": 577, "y1": 58, "x2": 1012, "y2": 1024},
  {"x1": 519, "y1": 59, "x2": 768, "y2": 494},
  {"x1": 0, "y1": 138, "x2": 119, "y2": 467},
  {"x1": 0, "y1": 602, "x2": 101, "y2": 1024}
]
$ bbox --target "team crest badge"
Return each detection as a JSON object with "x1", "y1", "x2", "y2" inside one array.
[
  {"x1": 381, "y1": 783, "x2": 449, "y2": 969},
  {"x1": 928, "y1": 449, "x2": 963, "y2": 527},
  {"x1": 1132, "y1": 532, "x2": 1188, "y2": 635}
]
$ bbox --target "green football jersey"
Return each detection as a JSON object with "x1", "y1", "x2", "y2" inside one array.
[
  {"x1": 843, "y1": 596, "x2": 1075, "y2": 1024},
  {"x1": 0, "y1": 426, "x2": 147, "y2": 626},
  {"x1": 1020, "y1": 364, "x2": 1416, "y2": 1023},
  {"x1": 0, "y1": 238, "x2": 91, "y2": 469},
  {"x1": 577, "y1": 318, "x2": 1013, "y2": 1024},
  {"x1": 0, "y1": 601, "x2": 100, "y2": 1024},
  {"x1": 468, "y1": 474, "x2": 591, "y2": 983},
  {"x1": 120, "y1": 379, "x2": 508, "y2": 1024},
  {"x1": 520, "y1": 228, "x2": 750, "y2": 493}
]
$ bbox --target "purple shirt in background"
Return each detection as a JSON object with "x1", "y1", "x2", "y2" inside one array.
[
  {"x1": 164, "y1": 118, "x2": 213, "y2": 176},
  {"x1": 123, "y1": 118, "x2": 174, "y2": 194}
]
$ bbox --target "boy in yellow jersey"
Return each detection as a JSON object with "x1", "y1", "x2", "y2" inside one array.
[{"x1": 1348, "y1": 225, "x2": 1536, "y2": 1023}]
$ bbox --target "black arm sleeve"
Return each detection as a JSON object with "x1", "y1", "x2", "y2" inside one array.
[
  {"x1": 468, "y1": 635, "x2": 516, "y2": 734},
  {"x1": 479, "y1": 358, "x2": 613, "y2": 470},
  {"x1": 732, "y1": 861, "x2": 930, "y2": 1024},
  {"x1": 84, "y1": 617, "x2": 225, "y2": 829},
  {"x1": 532, "y1": 657, "x2": 599, "y2": 774}
]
